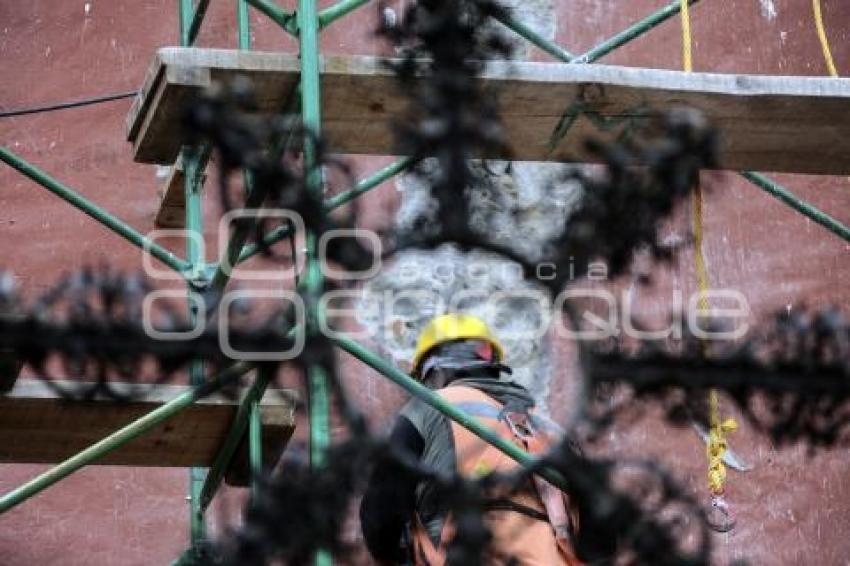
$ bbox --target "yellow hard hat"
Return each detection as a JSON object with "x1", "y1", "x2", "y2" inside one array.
[{"x1": 411, "y1": 313, "x2": 504, "y2": 378}]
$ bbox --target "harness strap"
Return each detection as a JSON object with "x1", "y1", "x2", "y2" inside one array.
[
  {"x1": 411, "y1": 387, "x2": 584, "y2": 565},
  {"x1": 453, "y1": 398, "x2": 577, "y2": 540},
  {"x1": 452, "y1": 401, "x2": 563, "y2": 436},
  {"x1": 483, "y1": 498, "x2": 549, "y2": 522},
  {"x1": 412, "y1": 511, "x2": 450, "y2": 566}
]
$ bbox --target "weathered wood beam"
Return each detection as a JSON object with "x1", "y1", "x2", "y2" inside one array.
[
  {"x1": 0, "y1": 379, "x2": 295, "y2": 468},
  {"x1": 154, "y1": 154, "x2": 207, "y2": 228},
  {"x1": 127, "y1": 47, "x2": 850, "y2": 175}
]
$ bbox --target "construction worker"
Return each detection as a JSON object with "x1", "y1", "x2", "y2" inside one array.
[{"x1": 360, "y1": 313, "x2": 583, "y2": 565}]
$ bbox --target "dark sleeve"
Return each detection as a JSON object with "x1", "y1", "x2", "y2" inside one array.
[{"x1": 360, "y1": 416, "x2": 425, "y2": 564}]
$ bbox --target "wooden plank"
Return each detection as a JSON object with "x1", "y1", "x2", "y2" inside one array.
[
  {"x1": 0, "y1": 379, "x2": 295, "y2": 467},
  {"x1": 126, "y1": 47, "x2": 850, "y2": 175},
  {"x1": 131, "y1": 63, "x2": 212, "y2": 164},
  {"x1": 154, "y1": 154, "x2": 207, "y2": 228},
  {"x1": 127, "y1": 48, "x2": 300, "y2": 164},
  {"x1": 224, "y1": 405, "x2": 293, "y2": 487},
  {"x1": 125, "y1": 51, "x2": 167, "y2": 143}
]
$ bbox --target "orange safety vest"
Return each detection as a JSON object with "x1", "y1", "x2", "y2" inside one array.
[{"x1": 410, "y1": 385, "x2": 584, "y2": 566}]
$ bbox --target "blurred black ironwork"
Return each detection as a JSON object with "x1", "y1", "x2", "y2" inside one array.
[{"x1": 1, "y1": 1, "x2": 848, "y2": 564}]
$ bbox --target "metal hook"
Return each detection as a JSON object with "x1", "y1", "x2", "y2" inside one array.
[{"x1": 706, "y1": 495, "x2": 736, "y2": 533}]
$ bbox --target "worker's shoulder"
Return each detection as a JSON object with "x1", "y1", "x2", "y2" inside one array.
[{"x1": 398, "y1": 395, "x2": 442, "y2": 428}]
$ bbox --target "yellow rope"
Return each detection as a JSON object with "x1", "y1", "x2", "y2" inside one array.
[
  {"x1": 707, "y1": 391, "x2": 738, "y2": 494},
  {"x1": 679, "y1": 0, "x2": 693, "y2": 72},
  {"x1": 812, "y1": 0, "x2": 839, "y2": 77},
  {"x1": 691, "y1": 185, "x2": 710, "y2": 314},
  {"x1": 681, "y1": 0, "x2": 736, "y2": 497}
]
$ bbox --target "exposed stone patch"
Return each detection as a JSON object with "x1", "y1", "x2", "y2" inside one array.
[
  {"x1": 491, "y1": 0, "x2": 557, "y2": 60},
  {"x1": 357, "y1": 0, "x2": 570, "y2": 404},
  {"x1": 358, "y1": 159, "x2": 581, "y2": 405}
]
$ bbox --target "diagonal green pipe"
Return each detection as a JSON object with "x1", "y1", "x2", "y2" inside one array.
[
  {"x1": 237, "y1": 156, "x2": 415, "y2": 264},
  {"x1": 324, "y1": 156, "x2": 416, "y2": 210},
  {"x1": 493, "y1": 10, "x2": 575, "y2": 63},
  {"x1": 237, "y1": 223, "x2": 295, "y2": 264},
  {"x1": 207, "y1": 85, "x2": 302, "y2": 297},
  {"x1": 186, "y1": 0, "x2": 212, "y2": 46},
  {"x1": 740, "y1": 171, "x2": 850, "y2": 243},
  {"x1": 199, "y1": 367, "x2": 268, "y2": 509},
  {"x1": 0, "y1": 146, "x2": 189, "y2": 275},
  {"x1": 331, "y1": 335, "x2": 568, "y2": 490},
  {"x1": 247, "y1": 0, "x2": 298, "y2": 35},
  {"x1": 0, "y1": 362, "x2": 252, "y2": 515},
  {"x1": 318, "y1": 0, "x2": 370, "y2": 29},
  {"x1": 572, "y1": 0, "x2": 703, "y2": 64}
]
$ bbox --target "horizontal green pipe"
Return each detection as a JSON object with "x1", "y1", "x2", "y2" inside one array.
[
  {"x1": 187, "y1": 0, "x2": 211, "y2": 45},
  {"x1": 0, "y1": 146, "x2": 190, "y2": 275},
  {"x1": 318, "y1": 0, "x2": 370, "y2": 29},
  {"x1": 199, "y1": 367, "x2": 269, "y2": 510},
  {"x1": 572, "y1": 0, "x2": 702, "y2": 64},
  {"x1": 0, "y1": 362, "x2": 252, "y2": 514},
  {"x1": 331, "y1": 335, "x2": 568, "y2": 490},
  {"x1": 492, "y1": 10, "x2": 574, "y2": 63},
  {"x1": 324, "y1": 156, "x2": 415, "y2": 210},
  {"x1": 247, "y1": 0, "x2": 298, "y2": 35},
  {"x1": 237, "y1": 157, "x2": 412, "y2": 264},
  {"x1": 741, "y1": 171, "x2": 850, "y2": 243}
]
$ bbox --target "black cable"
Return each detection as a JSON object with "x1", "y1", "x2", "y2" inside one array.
[{"x1": 0, "y1": 90, "x2": 137, "y2": 119}]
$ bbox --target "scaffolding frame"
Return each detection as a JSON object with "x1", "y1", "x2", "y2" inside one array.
[{"x1": 1, "y1": 0, "x2": 849, "y2": 563}]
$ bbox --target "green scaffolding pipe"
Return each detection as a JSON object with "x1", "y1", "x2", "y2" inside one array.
[
  {"x1": 0, "y1": 146, "x2": 189, "y2": 275},
  {"x1": 572, "y1": 0, "x2": 702, "y2": 64},
  {"x1": 308, "y1": 364, "x2": 331, "y2": 468},
  {"x1": 237, "y1": 156, "x2": 414, "y2": 264},
  {"x1": 182, "y1": 138, "x2": 208, "y2": 546},
  {"x1": 331, "y1": 335, "x2": 569, "y2": 490},
  {"x1": 207, "y1": 0, "x2": 276, "y2": 307},
  {"x1": 740, "y1": 171, "x2": 850, "y2": 243},
  {"x1": 249, "y1": 400, "x2": 263, "y2": 495},
  {"x1": 237, "y1": 224, "x2": 294, "y2": 264},
  {"x1": 199, "y1": 367, "x2": 268, "y2": 509},
  {"x1": 186, "y1": 0, "x2": 212, "y2": 46},
  {"x1": 318, "y1": 0, "x2": 370, "y2": 29},
  {"x1": 247, "y1": 0, "x2": 298, "y2": 35},
  {"x1": 297, "y1": 2, "x2": 332, "y2": 562},
  {"x1": 179, "y1": 116, "x2": 213, "y2": 560},
  {"x1": 238, "y1": 0, "x2": 252, "y2": 49},
  {"x1": 206, "y1": 175, "x2": 258, "y2": 294},
  {"x1": 493, "y1": 10, "x2": 574, "y2": 63},
  {"x1": 208, "y1": 89, "x2": 302, "y2": 295},
  {"x1": 183, "y1": 150, "x2": 206, "y2": 281},
  {"x1": 179, "y1": 0, "x2": 194, "y2": 47},
  {"x1": 170, "y1": 548, "x2": 196, "y2": 566},
  {"x1": 0, "y1": 362, "x2": 252, "y2": 515},
  {"x1": 305, "y1": 262, "x2": 332, "y2": 566},
  {"x1": 298, "y1": 0, "x2": 322, "y2": 195},
  {"x1": 324, "y1": 156, "x2": 416, "y2": 210},
  {"x1": 180, "y1": 0, "x2": 209, "y2": 543}
]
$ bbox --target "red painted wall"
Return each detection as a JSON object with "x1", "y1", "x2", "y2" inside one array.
[{"x1": 1, "y1": 1, "x2": 849, "y2": 564}]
